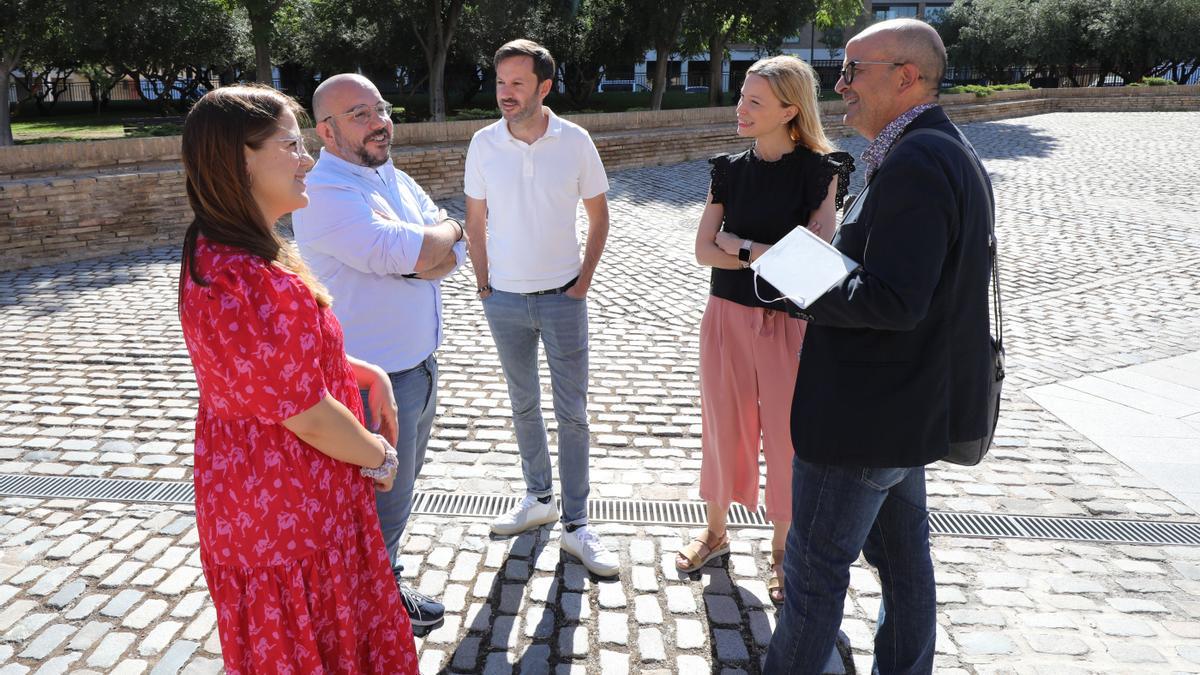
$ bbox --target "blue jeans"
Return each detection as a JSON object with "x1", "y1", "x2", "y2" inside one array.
[
  {"x1": 360, "y1": 354, "x2": 438, "y2": 574},
  {"x1": 764, "y1": 457, "x2": 936, "y2": 675},
  {"x1": 482, "y1": 289, "x2": 591, "y2": 526}
]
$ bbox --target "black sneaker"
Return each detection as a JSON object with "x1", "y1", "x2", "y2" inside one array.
[{"x1": 399, "y1": 583, "x2": 445, "y2": 636}]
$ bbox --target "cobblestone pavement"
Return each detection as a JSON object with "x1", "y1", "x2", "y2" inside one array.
[{"x1": 1, "y1": 111, "x2": 1199, "y2": 673}]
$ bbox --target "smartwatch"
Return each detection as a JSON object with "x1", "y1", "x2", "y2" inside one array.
[{"x1": 738, "y1": 240, "x2": 752, "y2": 268}]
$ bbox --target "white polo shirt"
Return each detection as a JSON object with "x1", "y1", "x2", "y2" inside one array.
[{"x1": 464, "y1": 108, "x2": 609, "y2": 293}]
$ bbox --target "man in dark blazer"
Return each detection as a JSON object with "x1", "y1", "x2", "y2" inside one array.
[{"x1": 764, "y1": 19, "x2": 994, "y2": 675}]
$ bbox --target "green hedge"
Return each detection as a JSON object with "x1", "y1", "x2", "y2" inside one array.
[
  {"x1": 1128, "y1": 77, "x2": 1177, "y2": 87},
  {"x1": 942, "y1": 83, "x2": 1034, "y2": 97}
]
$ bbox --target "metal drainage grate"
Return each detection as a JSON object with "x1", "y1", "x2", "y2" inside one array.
[
  {"x1": 0, "y1": 473, "x2": 194, "y2": 505},
  {"x1": 2, "y1": 473, "x2": 1199, "y2": 547}
]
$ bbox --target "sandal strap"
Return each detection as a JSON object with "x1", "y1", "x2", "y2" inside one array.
[{"x1": 678, "y1": 538, "x2": 708, "y2": 568}]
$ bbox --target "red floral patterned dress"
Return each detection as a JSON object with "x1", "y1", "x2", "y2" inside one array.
[{"x1": 179, "y1": 238, "x2": 418, "y2": 675}]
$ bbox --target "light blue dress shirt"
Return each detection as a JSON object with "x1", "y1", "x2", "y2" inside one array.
[{"x1": 292, "y1": 150, "x2": 465, "y2": 373}]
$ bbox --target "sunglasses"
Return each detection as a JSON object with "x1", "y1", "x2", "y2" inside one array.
[{"x1": 839, "y1": 60, "x2": 907, "y2": 85}]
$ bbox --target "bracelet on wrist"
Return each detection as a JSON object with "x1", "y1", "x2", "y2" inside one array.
[
  {"x1": 360, "y1": 434, "x2": 398, "y2": 480},
  {"x1": 444, "y1": 217, "x2": 465, "y2": 242}
]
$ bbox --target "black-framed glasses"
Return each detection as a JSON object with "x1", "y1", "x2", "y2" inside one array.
[
  {"x1": 839, "y1": 60, "x2": 907, "y2": 85},
  {"x1": 320, "y1": 101, "x2": 394, "y2": 125}
]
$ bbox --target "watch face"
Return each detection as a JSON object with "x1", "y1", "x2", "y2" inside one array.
[{"x1": 738, "y1": 247, "x2": 751, "y2": 262}]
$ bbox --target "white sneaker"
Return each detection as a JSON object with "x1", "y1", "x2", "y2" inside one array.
[
  {"x1": 491, "y1": 494, "x2": 558, "y2": 535},
  {"x1": 560, "y1": 524, "x2": 620, "y2": 577}
]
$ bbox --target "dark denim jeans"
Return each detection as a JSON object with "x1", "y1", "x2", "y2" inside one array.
[
  {"x1": 764, "y1": 457, "x2": 936, "y2": 675},
  {"x1": 360, "y1": 354, "x2": 438, "y2": 574}
]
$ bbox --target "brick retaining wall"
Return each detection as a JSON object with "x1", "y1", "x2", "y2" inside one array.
[{"x1": 1, "y1": 85, "x2": 1197, "y2": 272}]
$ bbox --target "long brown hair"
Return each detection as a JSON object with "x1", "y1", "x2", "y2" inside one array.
[{"x1": 179, "y1": 84, "x2": 331, "y2": 307}]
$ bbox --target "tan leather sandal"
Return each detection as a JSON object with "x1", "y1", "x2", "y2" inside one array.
[
  {"x1": 675, "y1": 529, "x2": 730, "y2": 573},
  {"x1": 769, "y1": 550, "x2": 785, "y2": 605}
]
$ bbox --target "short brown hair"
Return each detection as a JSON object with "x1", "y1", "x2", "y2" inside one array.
[
  {"x1": 179, "y1": 84, "x2": 331, "y2": 307},
  {"x1": 494, "y1": 39, "x2": 556, "y2": 84}
]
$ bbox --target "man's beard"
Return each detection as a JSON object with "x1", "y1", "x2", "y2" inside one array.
[
  {"x1": 502, "y1": 97, "x2": 538, "y2": 124},
  {"x1": 333, "y1": 126, "x2": 391, "y2": 167},
  {"x1": 355, "y1": 129, "x2": 392, "y2": 167}
]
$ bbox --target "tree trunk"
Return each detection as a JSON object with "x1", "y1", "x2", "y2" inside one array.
[
  {"x1": 1, "y1": 48, "x2": 25, "y2": 147},
  {"x1": 415, "y1": 0, "x2": 466, "y2": 122},
  {"x1": 429, "y1": 50, "x2": 448, "y2": 121},
  {"x1": 707, "y1": 34, "x2": 726, "y2": 107},
  {"x1": 253, "y1": 28, "x2": 273, "y2": 85},
  {"x1": 650, "y1": 40, "x2": 672, "y2": 110}
]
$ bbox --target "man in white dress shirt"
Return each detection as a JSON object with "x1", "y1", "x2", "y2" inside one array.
[
  {"x1": 464, "y1": 39, "x2": 617, "y2": 577},
  {"x1": 292, "y1": 73, "x2": 462, "y2": 633}
]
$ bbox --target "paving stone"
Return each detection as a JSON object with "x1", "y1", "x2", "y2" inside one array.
[
  {"x1": 597, "y1": 580, "x2": 626, "y2": 608},
  {"x1": 675, "y1": 618, "x2": 706, "y2": 650},
  {"x1": 68, "y1": 620, "x2": 113, "y2": 651},
  {"x1": 598, "y1": 650, "x2": 629, "y2": 675},
  {"x1": 1106, "y1": 597, "x2": 1169, "y2": 614},
  {"x1": 634, "y1": 595, "x2": 663, "y2": 625},
  {"x1": 123, "y1": 599, "x2": 169, "y2": 629},
  {"x1": 665, "y1": 586, "x2": 697, "y2": 614},
  {"x1": 598, "y1": 612, "x2": 628, "y2": 646},
  {"x1": 957, "y1": 632, "x2": 1018, "y2": 656},
  {"x1": 1025, "y1": 632, "x2": 1090, "y2": 656},
  {"x1": 17, "y1": 623, "x2": 75, "y2": 659},
  {"x1": 704, "y1": 594, "x2": 741, "y2": 625},
  {"x1": 147, "y1": 640, "x2": 199, "y2": 675},
  {"x1": 1107, "y1": 642, "x2": 1165, "y2": 664},
  {"x1": 558, "y1": 625, "x2": 588, "y2": 658},
  {"x1": 87, "y1": 632, "x2": 137, "y2": 669},
  {"x1": 30, "y1": 654, "x2": 79, "y2": 675},
  {"x1": 713, "y1": 628, "x2": 750, "y2": 662},
  {"x1": 138, "y1": 621, "x2": 183, "y2": 656},
  {"x1": 45, "y1": 579, "x2": 85, "y2": 608},
  {"x1": 450, "y1": 636, "x2": 481, "y2": 671},
  {"x1": 638, "y1": 627, "x2": 666, "y2": 662}
]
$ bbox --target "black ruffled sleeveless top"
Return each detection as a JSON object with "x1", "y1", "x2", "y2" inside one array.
[{"x1": 708, "y1": 146, "x2": 854, "y2": 312}]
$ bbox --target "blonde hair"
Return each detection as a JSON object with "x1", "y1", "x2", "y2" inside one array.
[{"x1": 746, "y1": 56, "x2": 835, "y2": 155}]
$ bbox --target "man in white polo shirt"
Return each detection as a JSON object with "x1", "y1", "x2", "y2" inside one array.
[
  {"x1": 464, "y1": 39, "x2": 616, "y2": 577},
  {"x1": 291, "y1": 73, "x2": 463, "y2": 633}
]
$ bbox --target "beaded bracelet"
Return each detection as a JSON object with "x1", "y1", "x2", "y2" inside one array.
[{"x1": 360, "y1": 434, "x2": 399, "y2": 480}]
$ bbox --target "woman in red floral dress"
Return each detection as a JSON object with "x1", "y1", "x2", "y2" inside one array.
[{"x1": 177, "y1": 85, "x2": 418, "y2": 674}]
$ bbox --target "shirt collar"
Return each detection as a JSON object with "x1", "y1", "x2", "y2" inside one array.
[
  {"x1": 314, "y1": 147, "x2": 395, "y2": 182},
  {"x1": 496, "y1": 106, "x2": 562, "y2": 145},
  {"x1": 861, "y1": 103, "x2": 939, "y2": 182}
]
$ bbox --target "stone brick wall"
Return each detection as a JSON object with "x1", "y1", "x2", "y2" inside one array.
[{"x1": 1, "y1": 85, "x2": 1197, "y2": 272}]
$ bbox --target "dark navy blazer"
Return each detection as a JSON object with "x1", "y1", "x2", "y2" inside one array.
[{"x1": 791, "y1": 106, "x2": 995, "y2": 468}]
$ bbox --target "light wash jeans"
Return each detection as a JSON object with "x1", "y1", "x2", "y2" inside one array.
[
  {"x1": 482, "y1": 289, "x2": 591, "y2": 526},
  {"x1": 360, "y1": 353, "x2": 438, "y2": 575}
]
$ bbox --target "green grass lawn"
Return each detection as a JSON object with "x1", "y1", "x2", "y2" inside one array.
[{"x1": 11, "y1": 113, "x2": 184, "y2": 145}]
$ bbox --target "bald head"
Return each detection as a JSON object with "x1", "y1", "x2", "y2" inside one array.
[
  {"x1": 311, "y1": 73, "x2": 393, "y2": 168},
  {"x1": 312, "y1": 73, "x2": 381, "y2": 123},
  {"x1": 850, "y1": 19, "x2": 946, "y2": 94}
]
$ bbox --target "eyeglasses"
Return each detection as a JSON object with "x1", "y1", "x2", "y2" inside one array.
[
  {"x1": 839, "y1": 60, "x2": 907, "y2": 85},
  {"x1": 271, "y1": 135, "x2": 310, "y2": 159},
  {"x1": 320, "y1": 102, "x2": 394, "y2": 125}
]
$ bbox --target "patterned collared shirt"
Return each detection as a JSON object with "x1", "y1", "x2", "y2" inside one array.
[{"x1": 862, "y1": 103, "x2": 940, "y2": 183}]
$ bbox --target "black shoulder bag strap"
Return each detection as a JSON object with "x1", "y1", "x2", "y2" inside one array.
[{"x1": 890, "y1": 128, "x2": 1004, "y2": 367}]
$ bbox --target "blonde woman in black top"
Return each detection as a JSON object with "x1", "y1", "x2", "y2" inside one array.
[{"x1": 675, "y1": 56, "x2": 853, "y2": 605}]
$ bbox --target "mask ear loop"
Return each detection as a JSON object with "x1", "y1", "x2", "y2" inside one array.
[{"x1": 751, "y1": 268, "x2": 798, "y2": 306}]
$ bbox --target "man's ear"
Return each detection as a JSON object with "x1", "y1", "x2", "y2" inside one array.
[
  {"x1": 538, "y1": 77, "x2": 554, "y2": 99},
  {"x1": 898, "y1": 63, "x2": 923, "y2": 91},
  {"x1": 315, "y1": 120, "x2": 335, "y2": 148}
]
